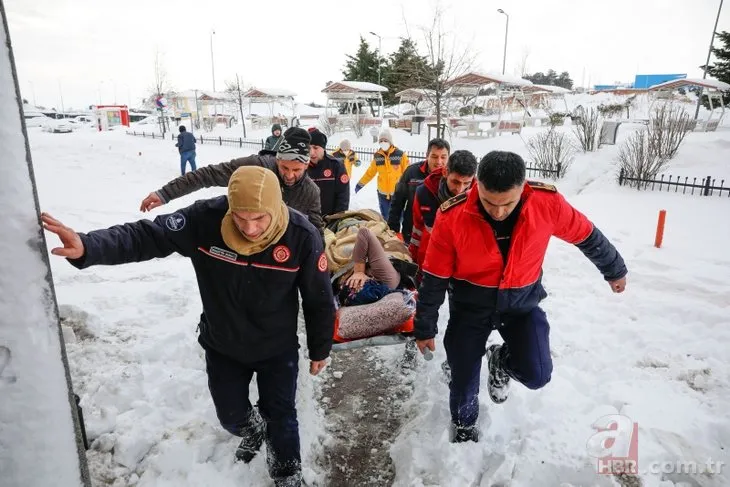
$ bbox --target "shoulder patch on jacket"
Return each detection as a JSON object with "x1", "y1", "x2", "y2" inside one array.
[
  {"x1": 439, "y1": 192, "x2": 468, "y2": 212},
  {"x1": 527, "y1": 180, "x2": 557, "y2": 192}
]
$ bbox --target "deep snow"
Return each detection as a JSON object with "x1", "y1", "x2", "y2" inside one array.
[{"x1": 31, "y1": 117, "x2": 730, "y2": 486}]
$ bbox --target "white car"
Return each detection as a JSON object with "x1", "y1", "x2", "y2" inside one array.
[{"x1": 42, "y1": 119, "x2": 74, "y2": 133}]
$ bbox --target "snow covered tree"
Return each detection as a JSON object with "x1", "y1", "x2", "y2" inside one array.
[
  {"x1": 524, "y1": 70, "x2": 573, "y2": 89},
  {"x1": 342, "y1": 37, "x2": 381, "y2": 85},
  {"x1": 381, "y1": 38, "x2": 433, "y2": 106},
  {"x1": 225, "y1": 74, "x2": 247, "y2": 138},
  {"x1": 701, "y1": 30, "x2": 730, "y2": 107},
  {"x1": 401, "y1": 6, "x2": 474, "y2": 131},
  {"x1": 150, "y1": 49, "x2": 172, "y2": 135}
]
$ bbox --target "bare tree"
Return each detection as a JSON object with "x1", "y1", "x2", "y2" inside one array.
[
  {"x1": 571, "y1": 106, "x2": 601, "y2": 152},
  {"x1": 225, "y1": 74, "x2": 247, "y2": 138},
  {"x1": 527, "y1": 127, "x2": 575, "y2": 178},
  {"x1": 404, "y1": 5, "x2": 475, "y2": 132},
  {"x1": 516, "y1": 47, "x2": 531, "y2": 78},
  {"x1": 150, "y1": 49, "x2": 171, "y2": 134}
]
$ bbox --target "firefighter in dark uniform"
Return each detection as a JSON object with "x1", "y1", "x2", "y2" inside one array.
[
  {"x1": 414, "y1": 151, "x2": 628, "y2": 443},
  {"x1": 42, "y1": 165, "x2": 334, "y2": 487},
  {"x1": 307, "y1": 128, "x2": 350, "y2": 217}
]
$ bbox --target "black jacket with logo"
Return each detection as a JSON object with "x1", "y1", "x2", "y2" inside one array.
[
  {"x1": 68, "y1": 196, "x2": 335, "y2": 363},
  {"x1": 307, "y1": 153, "x2": 350, "y2": 217},
  {"x1": 387, "y1": 161, "x2": 429, "y2": 243}
]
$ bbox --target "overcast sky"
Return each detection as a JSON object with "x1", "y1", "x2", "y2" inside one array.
[{"x1": 5, "y1": 0, "x2": 729, "y2": 111}]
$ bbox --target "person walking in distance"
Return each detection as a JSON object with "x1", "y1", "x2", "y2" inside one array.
[{"x1": 175, "y1": 125, "x2": 197, "y2": 175}]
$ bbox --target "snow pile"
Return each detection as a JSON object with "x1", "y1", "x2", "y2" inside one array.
[{"x1": 0, "y1": 18, "x2": 84, "y2": 487}]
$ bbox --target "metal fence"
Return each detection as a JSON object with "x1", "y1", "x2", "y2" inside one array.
[
  {"x1": 125, "y1": 130, "x2": 561, "y2": 179},
  {"x1": 618, "y1": 168, "x2": 730, "y2": 197}
]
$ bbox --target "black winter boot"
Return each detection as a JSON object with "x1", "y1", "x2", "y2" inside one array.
[
  {"x1": 274, "y1": 471, "x2": 302, "y2": 487},
  {"x1": 449, "y1": 422, "x2": 480, "y2": 443},
  {"x1": 485, "y1": 344, "x2": 511, "y2": 404},
  {"x1": 234, "y1": 407, "x2": 266, "y2": 463}
]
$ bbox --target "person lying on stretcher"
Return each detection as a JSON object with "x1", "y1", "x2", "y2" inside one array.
[{"x1": 334, "y1": 226, "x2": 411, "y2": 307}]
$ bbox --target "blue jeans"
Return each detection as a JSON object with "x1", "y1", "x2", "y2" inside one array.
[
  {"x1": 180, "y1": 150, "x2": 197, "y2": 175},
  {"x1": 444, "y1": 306, "x2": 552, "y2": 427},
  {"x1": 378, "y1": 193, "x2": 392, "y2": 220},
  {"x1": 202, "y1": 342, "x2": 301, "y2": 479}
]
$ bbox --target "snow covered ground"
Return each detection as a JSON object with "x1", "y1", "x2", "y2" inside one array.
[{"x1": 31, "y1": 123, "x2": 730, "y2": 486}]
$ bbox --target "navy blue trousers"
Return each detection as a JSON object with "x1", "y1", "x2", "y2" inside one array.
[
  {"x1": 203, "y1": 342, "x2": 300, "y2": 478},
  {"x1": 378, "y1": 193, "x2": 392, "y2": 220},
  {"x1": 444, "y1": 306, "x2": 553, "y2": 427}
]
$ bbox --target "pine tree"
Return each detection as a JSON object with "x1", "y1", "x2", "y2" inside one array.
[
  {"x1": 342, "y1": 37, "x2": 381, "y2": 84},
  {"x1": 702, "y1": 31, "x2": 730, "y2": 106},
  {"x1": 382, "y1": 38, "x2": 434, "y2": 105}
]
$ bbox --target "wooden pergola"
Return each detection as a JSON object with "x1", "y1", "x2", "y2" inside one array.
[
  {"x1": 242, "y1": 87, "x2": 296, "y2": 118},
  {"x1": 648, "y1": 77, "x2": 730, "y2": 131},
  {"x1": 394, "y1": 88, "x2": 435, "y2": 116},
  {"x1": 322, "y1": 81, "x2": 388, "y2": 117},
  {"x1": 445, "y1": 72, "x2": 535, "y2": 125}
]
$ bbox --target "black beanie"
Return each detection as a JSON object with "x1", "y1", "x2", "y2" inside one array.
[
  {"x1": 308, "y1": 127, "x2": 328, "y2": 149},
  {"x1": 274, "y1": 127, "x2": 311, "y2": 164}
]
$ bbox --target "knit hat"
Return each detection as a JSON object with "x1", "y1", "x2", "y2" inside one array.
[
  {"x1": 274, "y1": 127, "x2": 311, "y2": 164},
  {"x1": 221, "y1": 166, "x2": 289, "y2": 256},
  {"x1": 339, "y1": 139, "x2": 352, "y2": 152},
  {"x1": 271, "y1": 123, "x2": 282, "y2": 134},
  {"x1": 378, "y1": 128, "x2": 393, "y2": 145},
  {"x1": 308, "y1": 127, "x2": 328, "y2": 149}
]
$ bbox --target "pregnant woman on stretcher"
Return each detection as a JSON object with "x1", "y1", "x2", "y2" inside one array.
[{"x1": 335, "y1": 227, "x2": 404, "y2": 307}]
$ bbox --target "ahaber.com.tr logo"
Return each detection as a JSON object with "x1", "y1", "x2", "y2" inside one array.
[{"x1": 586, "y1": 414, "x2": 639, "y2": 475}]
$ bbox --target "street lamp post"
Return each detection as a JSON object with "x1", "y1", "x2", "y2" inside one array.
[
  {"x1": 369, "y1": 31, "x2": 382, "y2": 85},
  {"x1": 210, "y1": 29, "x2": 216, "y2": 92},
  {"x1": 694, "y1": 0, "x2": 724, "y2": 120},
  {"x1": 497, "y1": 9, "x2": 509, "y2": 75}
]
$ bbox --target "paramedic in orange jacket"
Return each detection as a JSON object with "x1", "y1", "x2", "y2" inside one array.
[
  {"x1": 354, "y1": 129, "x2": 409, "y2": 220},
  {"x1": 414, "y1": 151, "x2": 628, "y2": 443}
]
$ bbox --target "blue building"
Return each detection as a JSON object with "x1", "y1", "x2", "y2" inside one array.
[
  {"x1": 633, "y1": 74, "x2": 687, "y2": 89},
  {"x1": 593, "y1": 74, "x2": 687, "y2": 91}
]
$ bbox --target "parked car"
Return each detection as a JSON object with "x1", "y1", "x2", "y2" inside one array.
[{"x1": 42, "y1": 119, "x2": 74, "y2": 133}]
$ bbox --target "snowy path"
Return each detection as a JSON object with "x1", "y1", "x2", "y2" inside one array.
[{"x1": 33, "y1": 128, "x2": 730, "y2": 487}]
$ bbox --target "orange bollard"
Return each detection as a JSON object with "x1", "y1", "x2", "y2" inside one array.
[{"x1": 654, "y1": 210, "x2": 666, "y2": 248}]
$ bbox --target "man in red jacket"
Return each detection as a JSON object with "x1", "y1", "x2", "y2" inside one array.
[
  {"x1": 414, "y1": 151, "x2": 627, "y2": 443},
  {"x1": 409, "y1": 150, "x2": 477, "y2": 273}
]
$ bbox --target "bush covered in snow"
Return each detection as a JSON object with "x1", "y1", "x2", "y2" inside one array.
[
  {"x1": 571, "y1": 106, "x2": 601, "y2": 152},
  {"x1": 617, "y1": 104, "x2": 693, "y2": 184},
  {"x1": 527, "y1": 128, "x2": 575, "y2": 178}
]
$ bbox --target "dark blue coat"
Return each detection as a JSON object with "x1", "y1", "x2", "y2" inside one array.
[
  {"x1": 176, "y1": 131, "x2": 196, "y2": 153},
  {"x1": 68, "y1": 196, "x2": 335, "y2": 362}
]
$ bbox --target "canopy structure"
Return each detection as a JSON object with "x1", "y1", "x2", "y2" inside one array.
[
  {"x1": 648, "y1": 77, "x2": 730, "y2": 130},
  {"x1": 522, "y1": 84, "x2": 572, "y2": 113},
  {"x1": 445, "y1": 71, "x2": 534, "y2": 125},
  {"x1": 242, "y1": 87, "x2": 296, "y2": 118},
  {"x1": 394, "y1": 88, "x2": 435, "y2": 116},
  {"x1": 322, "y1": 81, "x2": 388, "y2": 117}
]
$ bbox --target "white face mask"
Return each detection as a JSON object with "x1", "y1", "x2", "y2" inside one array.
[{"x1": 379, "y1": 142, "x2": 391, "y2": 151}]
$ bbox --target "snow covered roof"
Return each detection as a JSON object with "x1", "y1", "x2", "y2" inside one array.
[
  {"x1": 648, "y1": 77, "x2": 730, "y2": 92},
  {"x1": 172, "y1": 90, "x2": 232, "y2": 100},
  {"x1": 395, "y1": 88, "x2": 435, "y2": 100},
  {"x1": 524, "y1": 84, "x2": 572, "y2": 94},
  {"x1": 446, "y1": 72, "x2": 534, "y2": 88},
  {"x1": 322, "y1": 81, "x2": 389, "y2": 94},
  {"x1": 243, "y1": 88, "x2": 296, "y2": 98}
]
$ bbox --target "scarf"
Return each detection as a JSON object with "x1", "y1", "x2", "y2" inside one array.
[{"x1": 221, "y1": 166, "x2": 289, "y2": 256}]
